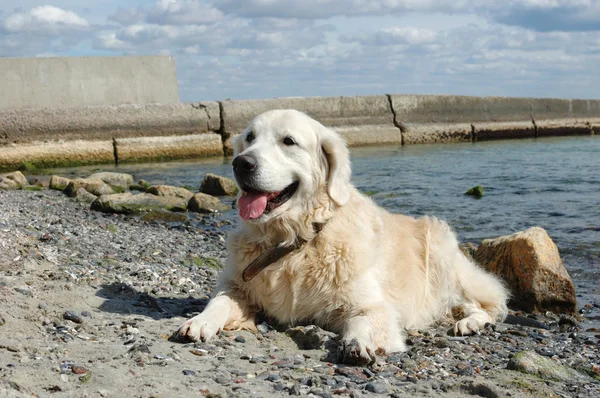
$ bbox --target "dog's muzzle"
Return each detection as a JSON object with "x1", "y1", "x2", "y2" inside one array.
[{"x1": 232, "y1": 155, "x2": 257, "y2": 182}]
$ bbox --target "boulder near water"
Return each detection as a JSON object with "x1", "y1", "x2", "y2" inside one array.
[
  {"x1": 88, "y1": 172, "x2": 134, "y2": 190},
  {"x1": 474, "y1": 227, "x2": 577, "y2": 314},
  {"x1": 188, "y1": 193, "x2": 229, "y2": 213},
  {"x1": 91, "y1": 193, "x2": 188, "y2": 214},
  {"x1": 0, "y1": 171, "x2": 27, "y2": 189},
  {"x1": 200, "y1": 173, "x2": 238, "y2": 196},
  {"x1": 64, "y1": 178, "x2": 114, "y2": 197},
  {"x1": 146, "y1": 185, "x2": 194, "y2": 202}
]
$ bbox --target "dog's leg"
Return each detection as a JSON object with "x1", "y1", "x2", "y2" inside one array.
[
  {"x1": 453, "y1": 252, "x2": 509, "y2": 336},
  {"x1": 176, "y1": 289, "x2": 255, "y2": 342},
  {"x1": 339, "y1": 304, "x2": 406, "y2": 365}
]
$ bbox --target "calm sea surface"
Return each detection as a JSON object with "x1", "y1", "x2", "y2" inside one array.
[{"x1": 50, "y1": 136, "x2": 600, "y2": 310}]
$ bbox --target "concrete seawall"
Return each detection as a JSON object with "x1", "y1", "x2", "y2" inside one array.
[
  {"x1": 1, "y1": 94, "x2": 598, "y2": 170},
  {"x1": 0, "y1": 56, "x2": 179, "y2": 110}
]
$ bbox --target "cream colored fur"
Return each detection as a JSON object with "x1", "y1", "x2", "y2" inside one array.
[{"x1": 176, "y1": 109, "x2": 509, "y2": 364}]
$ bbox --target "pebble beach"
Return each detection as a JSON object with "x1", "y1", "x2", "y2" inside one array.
[{"x1": 1, "y1": 187, "x2": 600, "y2": 398}]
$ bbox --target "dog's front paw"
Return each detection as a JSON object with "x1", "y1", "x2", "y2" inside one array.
[
  {"x1": 175, "y1": 314, "x2": 221, "y2": 342},
  {"x1": 338, "y1": 338, "x2": 376, "y2": 366}
]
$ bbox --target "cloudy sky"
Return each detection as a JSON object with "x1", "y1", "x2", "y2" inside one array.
[{"x1": 1, "y1": 0, "x2": 598, "y2": 102}]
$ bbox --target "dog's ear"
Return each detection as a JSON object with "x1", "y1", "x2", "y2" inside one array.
[{"x1": 321, "y1": 127, "x2": 351, "y2": 206}]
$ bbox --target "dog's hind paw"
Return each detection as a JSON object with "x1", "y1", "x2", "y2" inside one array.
[
  {"x1": 453, "y1": 318, "x2": 481, "y2": 336},
  {"x1": 338, "y1": 338, "x2": 376, "y2": 366},
  {"x1": 175, "y1": 314, "x2": 221, "y2": 343}
]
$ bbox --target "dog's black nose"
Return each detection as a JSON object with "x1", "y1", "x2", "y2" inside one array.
[{"x1": 232, "y1": 155, "x2": 257, "y2": 174}]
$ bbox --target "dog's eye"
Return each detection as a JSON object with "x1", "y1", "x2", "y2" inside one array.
[
  {"x1": 246, "y1": 131, "x2": 255, "y2": 143},
  {"x1": 283, "y1": 136, "x2": 297, "y2": 146}
]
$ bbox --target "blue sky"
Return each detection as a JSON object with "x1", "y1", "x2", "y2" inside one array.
[{"x1": 1, "y1": 0, "x2": 599, "y2": 102}]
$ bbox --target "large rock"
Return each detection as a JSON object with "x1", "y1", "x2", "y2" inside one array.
[
  {"x1": 200, "y1": 174, "x2": 238, "y2": 196},
  {"x1": 474, "y1": 227, "x2": 576, "y2": 314},
  {"x1": 91, "y1": 193, "x2": 187, "y2": 214},
  {"x1": 188, "y1": 193, "x2": 229, "y2": 213},
  {"x1": 49, "y1": 175, "x2": 71, "y2": 191},
  {"x1": 146, "y1": 185, "x2": 194, "y2": 202},
  {"x1": 64, "y1": 178, "x2": 114, "y2": 197},
  {"x1": 0, "y1": 171, "x2": 27, "y2": 189},
  {"x1": 88, "y1": 172, "x2": 134, "y2": 190},
  {"x1": 75, "y1": 188, "x2": 98, "y2": 204},
  {"x1": 507, "y1": 351, "x2": 591, "y2": 383}
]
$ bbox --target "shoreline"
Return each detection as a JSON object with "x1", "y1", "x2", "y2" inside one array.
[
  {"x1": 2, "y1": 94, "x2": 599, "y2": 171},
  {"x1": 1, "y1": 188, "x2": 599, "y2": 397}
]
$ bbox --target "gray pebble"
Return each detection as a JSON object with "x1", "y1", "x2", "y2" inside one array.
[
  {"x1": 182, "y1": 370, "x2": 196, "y2": 376},
  {"x1": 365, "y1": 382, "x2": 388, "y2": 394},
  {"x1": 63, "y1": 311, "x2": 84, "y2": 324}
]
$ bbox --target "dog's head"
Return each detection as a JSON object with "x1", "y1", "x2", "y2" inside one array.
[{"x1": 231, "y1": 109, "x2": 351, "y2": 223}]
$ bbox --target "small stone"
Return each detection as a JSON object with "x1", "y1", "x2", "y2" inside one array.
[
  {"x1": 286, "y1": 325, "x2": 336, "y2": 350},
  {"x1": 234, "y1": 335, "x2": 246, "y2": 343},
  {"x1": 14, "y1": 286, "x2": 31, "y2": 296},
  {"x1": 81, "y1": 311, "x2": 91, "y2": 318},
  {"x1": 215, "y1": 372, "x2": 232, "y2": 385},
  {"x1": 289, "y1": 383, "x2": 302, "y2": 396},
  {"x1": 365, "y1": 382, "x2": 388, "y2": 394},
  {"x1": 183, "y1": 370, "x2": 196, "y2": 376},
  {"x1": 71, "y1": 366, "x2": 87, "y2": 375},
  {"x1": 256, "y1": 322, "x2": 270, "y2": 334},
  {"x1": 0, "y1": 315, "x2": 5, "y2": 326},
  {"x1": 63, "y1": 311, "x2": 84, "y2": 324},
  {"x1": 435, "y1": 338, "x2": 450, "y2": 348},
  {"x1": 79, "y1": 372, "x2": 92, "y2": 383},
  {"x1": 266, "y1": 374, "x2": 281, "y2": 382}
]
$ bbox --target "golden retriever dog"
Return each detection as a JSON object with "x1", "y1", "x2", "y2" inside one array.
[{"x1": 176, "y1": 109, "x2": 509, "y2": 365}]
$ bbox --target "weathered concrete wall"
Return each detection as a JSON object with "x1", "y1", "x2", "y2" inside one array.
[
  {"x1": 221, "y1": 95, "x2": 400, "y2": 154},
  {"x1": 0, "y1": 56, "x2": 179, "y2": 110},
  {"x1": 1, "y1": 102, "x2": 220, "y2": 144},
  {"x1": 0, "y1": 94, "x2": 598, "y2": 171},
  {"x1": 389, "y1": 95, "x2": 600, "y2": 143}
]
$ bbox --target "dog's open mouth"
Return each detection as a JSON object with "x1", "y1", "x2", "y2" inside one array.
[{"x1": 238, "y1": 181, "x2": 299, "y2": 221}]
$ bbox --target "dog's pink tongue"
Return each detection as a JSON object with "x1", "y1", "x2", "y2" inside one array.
[{"x1": 238, "y1": 193, "x2": 269, "y2": 220}]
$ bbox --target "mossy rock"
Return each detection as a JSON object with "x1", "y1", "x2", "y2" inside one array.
[
  {"x1": 190, "y1": 256, "x2": 222, "y2": 270},
  {"x1": 465, "y1": 185, "x2": 484, "y2": 198},
  {"x1": 507, "y1": 350, "x2": 592, "y2": 382},
  {"x1": 140, "y1": 210, "x2": 189, "y2": 224},
  {"x1": 92, "y1": 193, "x2": 188, "y2": 214}
]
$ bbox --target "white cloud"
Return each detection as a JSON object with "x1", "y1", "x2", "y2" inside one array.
[
  {"x1": 109, "y1": 0, "x2": 224, "y2": 26},
  {"x1": 2, "y1": 5, "x2": 89, "y2": 33}
]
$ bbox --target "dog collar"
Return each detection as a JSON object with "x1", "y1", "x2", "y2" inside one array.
[{"x1": 242, "y1": 222, "x2": 324, "y2": 282}]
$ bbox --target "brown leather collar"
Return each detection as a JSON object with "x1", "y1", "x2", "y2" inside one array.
[{"x1": 242, "y1": 223, "x2": 324, "y2": 282}]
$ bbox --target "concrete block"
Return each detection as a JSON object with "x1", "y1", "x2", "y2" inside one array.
[
  {"x1": 0, "y1": 56, "x2": 179, "y2": 110},
  {"x1": 116, "y1": 134, "x2": 223, "y2": 162},
  {"x1": 474, "y1": 121, "x2": 536, "y2": 141},
  {"x1": 403, "y1": 123, "x2": 472, "y2": 145},
  {"x1": 220, "y1": 95, "x2": 399, "y2": 153},
  {"x1": 0, "y1": 140, "x2": 114, "y2": 171},
  {"x1": 0, "y1": 102, "x2": 220, "y2": 144},
  {"x1": 389, "y1": 95, "x2": 533, "y2": 125},
  {"x1": 536, "y1": 119, "x2": 593, "y2": 137}
]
